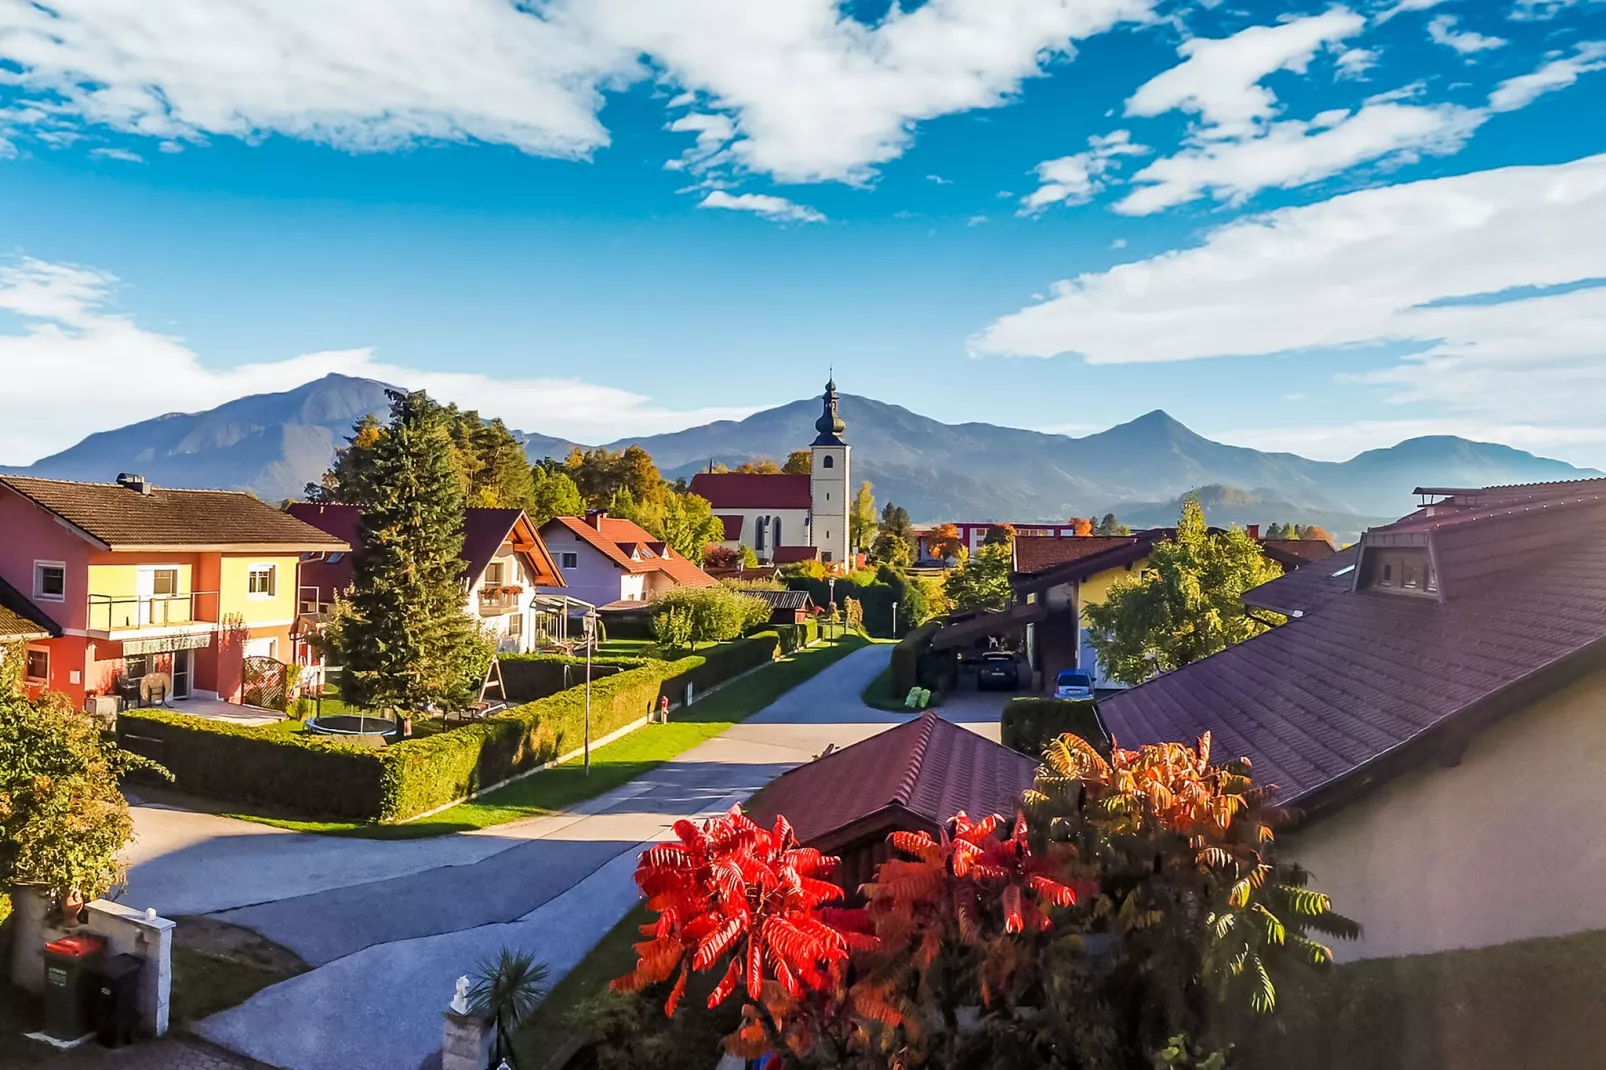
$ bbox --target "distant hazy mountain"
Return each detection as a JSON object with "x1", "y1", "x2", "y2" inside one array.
[
  {"x1": 1111, "y1": 485, "x2": 1397, "y2": 544},
  {"x1": 9, "y1": 374, "x2": 1597, "y2": 531}
]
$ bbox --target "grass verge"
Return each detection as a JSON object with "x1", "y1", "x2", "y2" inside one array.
[
  {"x1": 512, "y1": 903, "x2": 652, "y2": 1070},
  {"x1": 223, "y1": 634, "x2": 869, "y2": 839},
  {"x1": 168, "y1": 915, "x2": 309, "y2": 1026}
]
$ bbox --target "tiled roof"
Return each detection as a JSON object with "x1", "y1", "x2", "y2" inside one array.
[
  {"x1": 1257, "y1": 538, "x2": 1337, "y2": 568},
  {"x1": 543, "y1": 515, "x2": 717, "y2": 588},
  {"x1": 748, "y1": 712, "x2": 1040, "y2": 848},
  {"x1": 2, "y1": 476, "x2": 348, "y2": 551},
  {"x1": 771, "y1": 545, "x2": 821, "y2": 564},
  {"x1": 1243, "y1": 544, "x2": 1359, "y2": 616},
  {"x1": 737, "y1": 588, "x2": 813, "y2": 611},
  {"x1": 689, "y1": 472, "x2": 812, "y2": 510},
  {"x1": 1100, "y1": 486, "x2": 1606, "y2": 812},
  {"x1": 1013, "y1": 535, "x2": 1140, "y2": 576},
  {"x1": 716, "y1": 514, "x2": 744, "y2": 541},
  {"x1": 0, "y1": 574, "x2": 59, "y2": 641},
  {"x1": 705, "y1": 565, "x2": 782, "y2": 582}
]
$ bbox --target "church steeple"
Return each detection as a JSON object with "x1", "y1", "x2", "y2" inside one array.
[{"x1": 812, "y1": 378, "x2": 846, "y2": 446}]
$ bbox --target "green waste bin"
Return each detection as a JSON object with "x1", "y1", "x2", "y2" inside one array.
[{"x1": 42, "y1": 933, "x2": 107, "y2": 1040}]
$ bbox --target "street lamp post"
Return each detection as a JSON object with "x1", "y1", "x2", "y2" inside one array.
[
  {"x1": 892, "y1": 600, "x2": 899, "y2": 638},
  {"x1": 828, "y1": 576, "x2": 836, "y2": 640},
  {"x1": 582, "y1": 608, "x2": 598, "y2": 775}
]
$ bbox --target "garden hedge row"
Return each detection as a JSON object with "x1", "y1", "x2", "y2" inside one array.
[
  {"x1": 118, "y1": 631, "x2": 787, "y2": 823},
  {"x1": 890, "y1": 620, "x2": 942, "y2": 695},
  {"x1": 1000, "y1": 697, "x2": 1106, "y2": 760},
  {"x1": 497, "y1": 653, "x2": 650, "y2": 702}
]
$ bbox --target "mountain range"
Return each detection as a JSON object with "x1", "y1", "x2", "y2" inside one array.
[{"x1": 7, "y1": 373, "x2": 1597, "y2": 541}]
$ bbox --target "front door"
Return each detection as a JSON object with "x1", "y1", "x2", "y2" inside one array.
[{"x1": 172, "y1": 649, "x2": 191, "y2": 698}]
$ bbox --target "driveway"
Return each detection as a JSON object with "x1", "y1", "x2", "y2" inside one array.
[{"x1": 119, "y1": 643, "x2": 1006, "y2": 1070}]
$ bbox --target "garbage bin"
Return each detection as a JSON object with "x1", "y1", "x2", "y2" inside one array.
[
  {"x1": 95, "y1": 953, "x2": 144, "y2": 1047},
  {"x1": 41, "y1": 933, "x2": 107, "y2": 1040}
]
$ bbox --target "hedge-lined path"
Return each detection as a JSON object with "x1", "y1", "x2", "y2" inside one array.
[{"x1": 120, "y1": 643, "x2": 1004, "y2": 1070}]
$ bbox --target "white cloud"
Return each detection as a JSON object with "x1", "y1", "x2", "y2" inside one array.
[
  {"x1": 665, "y1": 112, "x2": 736, "y2": 173},
  {"x1": 1212, "y1": 419, "x2": 1606, "y2": 463},
  {"x1": 1487, "y1": 42, "x2": 1606, "y2": 111},
  {"x1": 1426, "y1": 15, "x2": 1507, "y2": 54},
  {"x1": 1373, "y1": 0, "x2": 1454, "y2": 24},
  {"x1": 0, "y1": 257, "x2": 757, "y2": 465},
  {"x1": 87, "y1": 146, "x2": 145, "y2": 162},
  {"x1": 926, "y1": 174, "x2": 953, "y2": 185},
  {"x1": 1335, "y1": 48, "x2": 1379, "y2": 78},
  {"x1": 1509, "y1": 0, "x2": 1601, "y2": 21},
  {"x1": 973, "y1": 154, "x2": 1606, "y2": 436},
  {"x1": 1110, "y1": 237, "x2": 1128, "y2": 248},
  {"x1": 1124, "y1": 9, "x2": 1366, "y2": 136},
  {"x1": 0, "y1": 0, "x2": 1157, "y2": 186},
  {"x1": 696, "y1": 190, "x2": 825, "y2": 222},
  {"x1": 1019, "y1": 130, "x2": 1148, "y2": 214},
  {"x1": 1116, "y1": 100, "x2": 1483, "y2": 214}
]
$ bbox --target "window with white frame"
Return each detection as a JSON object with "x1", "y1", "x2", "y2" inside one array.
[
  {"x1": 560, "y1": 552, "x2": 579, "y2": 569},
  {"x1": 484, "y1": 561, "x2": 505, "y2": 587},
  {"x1": 247, "y1": 564, "x2": 277, "y2": 597},
  {"x1": 25, "y1": 647, "x2": 48, "y2": 682},
  {"x1": 34, "y1": 561, "x2": 65, "y2": 602},
  {"x1": 152, "y1": 568, "x2": 179, "y2": 596}
]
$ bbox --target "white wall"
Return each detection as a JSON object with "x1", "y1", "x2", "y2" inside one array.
[
  {"x1": 810, "y1": 444, "x2": 850, "y2": 563},
  {"x1": 715, "y1": 507, "x2": 811, "y2": 559},
  {"x1": 1285, "y1": 665, "x2": 1606, "y2": 961}
]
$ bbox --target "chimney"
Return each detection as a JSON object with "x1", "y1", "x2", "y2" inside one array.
[
  {"x1": 116, "y1": 473, "x2": 152, "y2": 496},
  {"x1": 585, "y1": 510, "x2": 607, "y2": 531},
  {"x1": 1247, "y1": 524, "x2": 1261, "y2": 540}
]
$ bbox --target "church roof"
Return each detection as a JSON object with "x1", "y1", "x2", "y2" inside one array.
[{"x1": 689, "y1": 472, "x2": 812, "y2": 510}]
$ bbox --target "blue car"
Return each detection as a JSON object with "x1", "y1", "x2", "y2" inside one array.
[{"x1": 1053, "y1": 669, "x2": 1094, "y2": 700}]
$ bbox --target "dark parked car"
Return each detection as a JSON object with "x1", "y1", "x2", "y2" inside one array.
[{"x1": 977, "y1": 652, "x2": 1019, "y2": 691}]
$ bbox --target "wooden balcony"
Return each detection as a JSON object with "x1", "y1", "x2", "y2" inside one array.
[{"x1": 478, "y1": 587, "x2": 521, "y2": 615}]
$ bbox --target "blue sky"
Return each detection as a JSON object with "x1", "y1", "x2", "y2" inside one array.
[{"x1": 2, "y1": 0, "x2": 1605, "y2": 468}]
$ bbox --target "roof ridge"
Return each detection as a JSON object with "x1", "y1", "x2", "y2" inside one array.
[
  {"x1": 891, "y1": 712, "x2": 939, "y2": 808},
  {"x1": 2, "y1": 474, "x2": 247, "y2": 496}
]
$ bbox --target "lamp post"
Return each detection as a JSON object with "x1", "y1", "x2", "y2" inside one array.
[
  {"x1": 892, "y1": 600, "x2": 898, "y2": 638},
  {"x1": 582, "y1": 608, "x2": 599, "y2": 775},
  {"x1": 828, "y1": 576, "x2": 836, "y2": 640}
]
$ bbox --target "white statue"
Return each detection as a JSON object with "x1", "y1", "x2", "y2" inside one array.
[{"x1": 450, "y1": 975, "x2": 471, "y2": 1015}]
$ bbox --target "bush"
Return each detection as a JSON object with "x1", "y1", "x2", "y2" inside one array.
[
  {"x1": 498, "y1": 653, "x2": 651, "y2": 702},
  {"x1": 119, "y1": 632, "x2": 786, "y2": 822},
  {"x1": 889, "y1": 620, "x2": 941, "y2": 695},
  {"x1": 1000, "y1": 697, "x2": 1106, "y2": 759},
  {"x1": 650, "y1": 587, "x2": 771, "y2": 652}
]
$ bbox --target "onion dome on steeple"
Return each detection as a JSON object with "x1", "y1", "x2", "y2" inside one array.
[{"x1": 812, "y1": 377, "x2": 847, "y2": 446}]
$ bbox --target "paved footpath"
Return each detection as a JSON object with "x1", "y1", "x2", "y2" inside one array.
[{"x1": 117, "y1": 645, "x2": 1004, "y2": 1070}]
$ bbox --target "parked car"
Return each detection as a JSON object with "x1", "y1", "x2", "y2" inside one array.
[
  {"x1": 1053, "y1": 669, "x2": 1095, "y2": 700},
  {"x1": 978, "y1": 652, "x2": 1019, "y2": 691}
]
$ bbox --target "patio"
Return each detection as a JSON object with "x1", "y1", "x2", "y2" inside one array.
[{"x1": 129, "y1": 694, "x2": 287, "y2": 727}]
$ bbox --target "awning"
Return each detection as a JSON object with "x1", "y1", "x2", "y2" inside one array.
[
  {"x1": 119, "y1": 632, "x2": 214, "y2": 656},
  {"x1": 930, "y1": 602, "x2": 1046, "y2": 651}
]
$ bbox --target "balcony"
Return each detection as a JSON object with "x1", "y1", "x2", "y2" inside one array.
[
  {"x1": 478, "y1": 586, "x2": 521, "y2": 615},
  {"x1": 86, "y1": 591, "x2": 219, "y2": 634}
]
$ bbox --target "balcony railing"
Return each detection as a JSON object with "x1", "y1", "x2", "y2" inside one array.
[
  {"x1": 86, "y1": 591, "x2": 218, "y2": 633},
  {"x1": 478, "y1": 587, "x2": 520, "y2": 615}
]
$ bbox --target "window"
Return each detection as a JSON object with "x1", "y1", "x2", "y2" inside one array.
[
  {"x1": 34, "y1": 561, "x2": 65, "y2": 602},
  {"x1": 327, "y1": 552, "x2": 343, "y2": 563},
  {"x1": 509, "y1": 613, "x2": 524, "y2": 639},
  {"x1": 152, "y1": 568, "x2": 179, "y2": 596},
  {"x1": 25, "y1": 648, "x2": 48, "y2": 682},
  {"x1": 822, "y1": 455, "x2": 834, "y2": 469},
  {"x1": 560, "y1": 552, "x2": 579, "y2": 569},
  {"x1": 247, "y1": 564, "x2": 277, "y2": 597},
  {"x1": 755, "y1": 516, "x2": 768, "y2": 553},
  {"x1": 822, "y1": 551, "x2": 834, "y2": 563},
  {"x1": 124, "y1": 654, "x2": 150, "y2": 680},
  {"x1": 484, "y1": 562, "x2": 504, "y2": 587}
]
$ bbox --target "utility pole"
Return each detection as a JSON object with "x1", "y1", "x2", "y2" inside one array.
[{"x1": 583, "y1": 608, "x2": 598, "y2": 775}]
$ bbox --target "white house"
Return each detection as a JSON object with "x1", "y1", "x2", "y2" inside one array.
[
  {"x1": 534, "y1": 512, "x2": 718, "y2": 610},
  {"x1": 690, "y1": 379, "x2": 852, "y2": 565}
]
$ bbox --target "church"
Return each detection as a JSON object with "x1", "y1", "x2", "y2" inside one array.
[{"x1": 690, "y1": 380, "x2": 852, "y2": 565}]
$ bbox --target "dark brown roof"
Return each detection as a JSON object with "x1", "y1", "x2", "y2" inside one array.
[
  {"x1": 748, "y1": 712, "x2": 1039, "y2": 848},
  {"x1": 1244, "y1": 544, "x2": 1359, "y2": 616},
  {"x1": 772, "y1": 545, "x2": 821, "y2": 564},
  {"x1": 0, "y1": 574, "x2": 59, "y2": 641},
  {"x1": 715, "y1": 514, "x2": 744, "y2": 541},
  {"x1": 689, "y1": 472, "x2": 812, "y2": 510},
  {"x1": 737, "y1": 588, "x2": 813, "y2": 612},
  {"x1": 1257, "y1": 538, "x2": 1337, "y2": 569},
  {"x1": 1013, "y1": 535, "x2": 1140, "y2": 576},
  {"x1": 2, "y1": 476, "x2": 348, "y2": 552},
  {"x1": 1100, "y1": 485, "x2": 1606, "y2": 814}
]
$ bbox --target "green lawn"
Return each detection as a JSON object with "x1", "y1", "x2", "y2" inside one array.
[
  {"x1": 1239, "y1": 928, "x2": 1606, "y2": 1070},
  {"x1": 226, "y1": 635, "x2": 870, "y2": 839}
]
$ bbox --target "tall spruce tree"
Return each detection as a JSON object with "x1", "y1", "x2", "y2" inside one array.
[{"x1": 342, "y1": 390, "x2": 489, "y2": 714}]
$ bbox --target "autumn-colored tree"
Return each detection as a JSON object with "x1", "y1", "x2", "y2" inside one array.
[
  {"x1": 1295, "y1": 525, "x2": 1334, "y2": 546},
  {"x1": 926, "y1": 523, "x2": 964, "y2": 561},
  {"x1": 981, "y1": 523, "x2": 1015, "y2": 547},
  {"x1": 1084, "y1": 497, "x2": 1284, "y2": 685},
  {"x1": 735, "y1": 458, "x2": 784, "y2": 474},
  {"x1": 849, "y1": 482, "x2": 877, "y2": 553},
  {"x1": 702, "y1": 545, "x2": 744, "y2": 570},
  {"x1": 1068, "y1": 516, "x2": 1094, "y2": 536},
  {"x1": 784, "y1": 450, "x2": 813, "y2": 475}
]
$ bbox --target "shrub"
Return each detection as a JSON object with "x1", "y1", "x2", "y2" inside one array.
[
  {"x1": 498, "y1": 653, "x2": 650, "y2": 702},
  {"x1": 650, "y1": 587, "x2": 770, "y2": 653},
  {"x1": 889, "y1": 620, "x2": 941, "y2": 695},
  {"x1": 1000, "y1": 697, "x2": 1106, "y2": 758}
]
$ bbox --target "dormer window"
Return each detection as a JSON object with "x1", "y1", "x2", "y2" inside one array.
[{"x1": 1364, "y1": 548, "x2": 1436, "y2": 597}]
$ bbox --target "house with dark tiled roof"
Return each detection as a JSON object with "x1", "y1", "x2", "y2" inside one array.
[
  {"x1": 1098, "y1": 478, "x2": 1606, "y2": 961},
  {"x1": 534, "y1": 511, "x2": 717, "y2": 612},
  {"x1": 287, "y1": 503, "x2": 566, "y2": 655},
  {"x1": 0, "y1": 474, "x2": 346, "y2": 709},
  {"x1": 690, "y1": 380, "x2": 853, "y2": 566},
  {"x1": 734, "y1": 588, "x2": 816, "y2": 626},
  {"x1": 748, "y1": 711, "x2": 1039, "y2": 897}
]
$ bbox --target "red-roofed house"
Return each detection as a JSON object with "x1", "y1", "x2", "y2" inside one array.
[
  {"x1": 535, "y1": 511, "x2": 717, "y2": 610},
  {"x1": 688, "y1": 380, "x2": 853, "y2": 565},
  {"x1": 288, "y1": 503, "x2": 565, "y2": 654},
  {"x1": 747, "y1": 711, "x2": 1039, "y2": 896},
  {"x1": 1098, "y1": 478, "x2": 1606, "y2": 961}
]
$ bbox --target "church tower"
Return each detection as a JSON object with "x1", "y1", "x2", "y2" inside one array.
[{"x1": 809, "y1": 378, "x2": 851, "y2": 565}]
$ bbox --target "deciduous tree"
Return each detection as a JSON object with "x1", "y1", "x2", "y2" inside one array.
[
  {"x1": 982, "y1": 523, "x2": 1015, "y2": 546},
  {"x1": 529, "y1": 466, "x2": 584, "y2": 527},
  {"x1": 871, "y1": 503, "x2": 914, "y2": 569},
  {"x1": 943, "y1": 541, "x2": 1013, "y2": 613},
  {"x1": 926, "y1": 523, "x2": 964, "y2": 562},
  {"x1": 734, "y1": 459, "x2": 784, "y2": 474},
  {"x1": 784, "y1": 450, "x2": 813, "y2": 475},
  {"x1": 850, "y1": 482, "x2": 877, "y2": 553},
  {"x1": 1069, "y1": 516, "x2": 1094, "y2": 536},
  {"x1": 1095, "y1": 513, "x2": 1129, "y2": 536},
  {"x1": 1084, "y1": 497, "x2": 1283, "y2": 685}
]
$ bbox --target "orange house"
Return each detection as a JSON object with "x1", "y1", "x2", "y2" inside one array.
[{"x1": 0, "y1": 474, "x2": 348, "y2": 709}]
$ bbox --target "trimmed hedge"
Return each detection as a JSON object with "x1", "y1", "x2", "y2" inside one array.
[
  {"x1": 890, "y1": 620, "x2": 941, "y2": 695},
  {"x1": 118, "y1": 631, "x2": 787, "y2": 823},
  {"x1": 498, "y1": 654, "x2": 650, "y2": 702},
  {"x1": 116, "y1": 712, "x2": 387, "y2": 820},
  {"x1": 1000, "y1": 698, "x2": 1106, "y2": 760}
]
